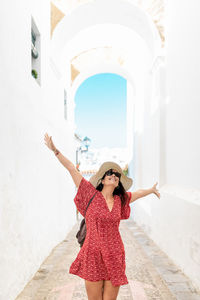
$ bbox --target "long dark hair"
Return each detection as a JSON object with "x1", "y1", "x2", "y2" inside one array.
[{"x1": 95, "y1": 172, "x2": 129, "y2": 207}]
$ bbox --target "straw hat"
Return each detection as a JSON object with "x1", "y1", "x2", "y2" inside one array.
[{"x1": 89, "y1": 161, "x2": 133, "y2": 191}]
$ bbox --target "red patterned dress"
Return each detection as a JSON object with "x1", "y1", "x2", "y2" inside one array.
[{"x1": 69, "y1": 177, "x2": 132, "y2": 287}]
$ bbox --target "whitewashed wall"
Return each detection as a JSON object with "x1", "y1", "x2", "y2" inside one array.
[
  {"x1": 130, "y1": 0, "x2": 200, "y2": 291},
  {"x1": 1, "y1": 0, "x2": 200, "y2": 298},
  {"x1": 0, "y1": 1, "x2": 77, "y2": 300}
]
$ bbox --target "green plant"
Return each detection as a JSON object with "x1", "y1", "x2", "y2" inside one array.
[
  {"x1": 123, "y1": 164, "x2": 128, "y2": 176},
  {"x1": 32, "y1": 69, "x2": 38, "y2": 79}
]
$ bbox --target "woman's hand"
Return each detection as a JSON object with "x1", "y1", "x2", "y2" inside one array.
[
  {"x1": 44, "y1": 132, "x2": 83, "y2": 187},
  {"x1": 44, "y1": 133, "x2": 57, "y2": 152},
  {"x1": 151, "y1": 182, "x2": 160, "y2": 199}
]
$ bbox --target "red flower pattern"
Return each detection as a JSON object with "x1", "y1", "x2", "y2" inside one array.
[{"x1": 69, "y1": 177, "x2": 132, "y2": 287}]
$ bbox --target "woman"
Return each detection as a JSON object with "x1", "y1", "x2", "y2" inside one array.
[{"x1": 44, "y1": 133, "x2": 160, "y2": 300}]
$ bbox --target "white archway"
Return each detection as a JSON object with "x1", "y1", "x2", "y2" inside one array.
[
  {"x1": 67, "y1": 63, "x2": 136, "y2": 165},
  {"x1": 71, "y1": 63, "x2": 135, "y2": 96},
  {"x1": 54, "y1": 23, "x2": 153, "y2": 80},
  {"x1": 51, "y1": 0, "x2": 161, "y2": 62},
  {"x1": 50, "y1": 0, "x2": 163, "y2": 194}
]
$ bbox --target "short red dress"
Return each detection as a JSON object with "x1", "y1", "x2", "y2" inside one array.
[{"x1": 69, "y1": 177, "x2": 132, "y2": 287}]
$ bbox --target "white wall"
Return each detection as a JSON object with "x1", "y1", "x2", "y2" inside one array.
[
  {"x1": 131, "y1": 0, "x2": 200, "y2": 290},
  {"x1": 164, "y1": 0, "x2": 200, "y2": 287},
  {"x1": 2, "y1": 0, "x2": 200, "y2": 298},
  {"x1": 165, "y1": 0, "x2": 200, "y2": 189},
  {"x1": 0, "y1": 1, "x2": 77, "y2": 300}
]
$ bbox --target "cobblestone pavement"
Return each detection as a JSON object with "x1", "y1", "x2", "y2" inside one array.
[{"x1": 16, "y1": 218, "x2": 200, "y2": 300}]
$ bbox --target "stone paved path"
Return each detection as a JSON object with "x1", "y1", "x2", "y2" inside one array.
[{"x1": 16, "y1": 218, "x2": 200, "y2": 300}]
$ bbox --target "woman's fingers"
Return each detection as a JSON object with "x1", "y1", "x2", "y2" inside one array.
[
  {"x1": 152, "y1": 182, "x2": 160, "y2": 199},
  {"x1": 44, "y1": 133, "x2": 52, "y2": 149},
  {"x1": 44, "y1": 133, "x2": 56, "y2": 151}
]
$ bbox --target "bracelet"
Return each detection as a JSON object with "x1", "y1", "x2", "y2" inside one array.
[{"x1": 54, "y1": 149, "x2": 60, "y2": 156}]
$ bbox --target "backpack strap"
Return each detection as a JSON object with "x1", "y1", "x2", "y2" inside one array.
[{"x1": 84, "y1": 191, "x2": 98, "y2": 217}]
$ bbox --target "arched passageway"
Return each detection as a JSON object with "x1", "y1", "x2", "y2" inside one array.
[{"x1": 2, "y1": 1, "x2": 200, "y2": 299}]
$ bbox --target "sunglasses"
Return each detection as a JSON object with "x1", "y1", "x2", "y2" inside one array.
[{"x1": 104, "y1": 169, "x2": 121, "y2": 179}]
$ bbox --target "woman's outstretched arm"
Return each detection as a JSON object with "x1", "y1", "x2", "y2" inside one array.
[
  {"x1": 44, "y1": 133, "x2": 83, "y2": 188},
  {"x1": 129, "y1": 182, "x2": 160, "y2": 203}
]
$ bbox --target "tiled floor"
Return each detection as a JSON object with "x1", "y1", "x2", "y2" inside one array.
[{"x1": 16, "y1": 219, "x2": 200, "y2": 300}]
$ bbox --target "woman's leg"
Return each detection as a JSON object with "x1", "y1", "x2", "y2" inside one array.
[
  {"x1": 102, "y1": 280, "x2": 120, "y2": 300},
  {"x1": 85, "y1": 279, "x2": 104, "y2": 300}
]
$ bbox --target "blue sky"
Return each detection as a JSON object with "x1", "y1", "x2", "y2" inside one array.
[{"x1": 74, "y1": 73, "x2": 127, "y2": 148}]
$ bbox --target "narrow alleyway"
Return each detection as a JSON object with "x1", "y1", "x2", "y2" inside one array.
[{"x1": 15, "y1": 219, "x2": 200, "y2": 300}]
